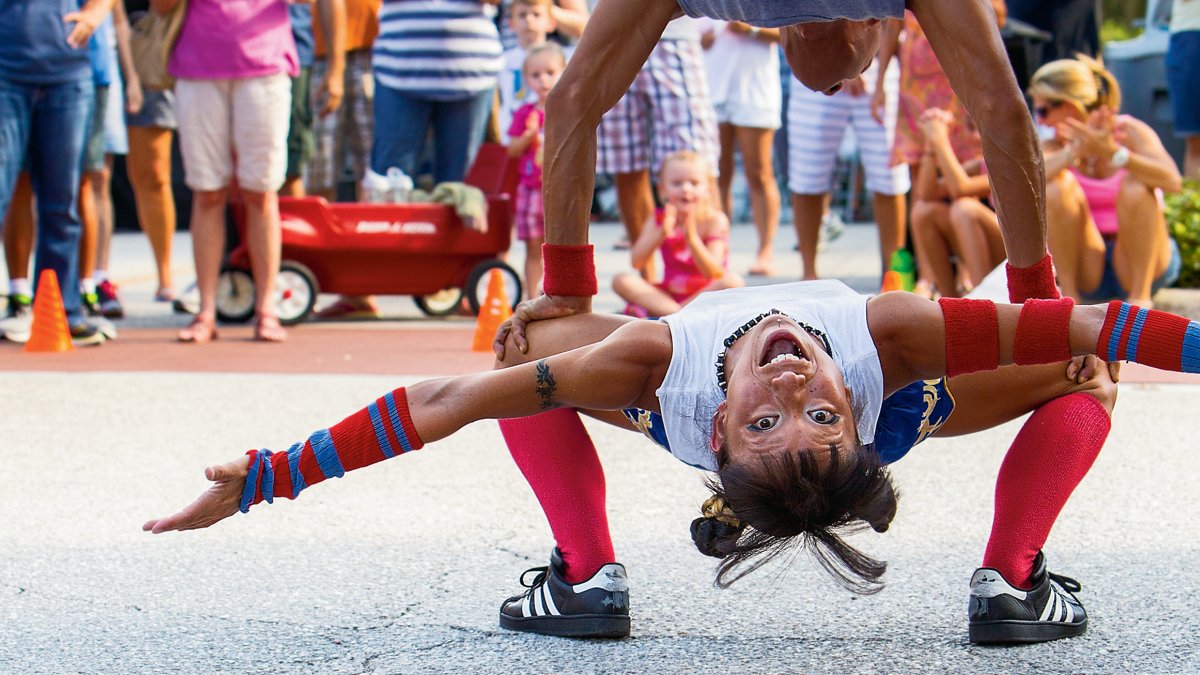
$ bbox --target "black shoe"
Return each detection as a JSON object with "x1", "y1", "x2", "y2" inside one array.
[
  {"x1": 96, "y1": 279, "x2": 125, "y2": 319},
  {"x1": 968, "y1": 552, "x2": 1087, "y2": 644},
  {"x1": 499, "y1": 548, "x2": 630, "y2": 638},
  {"x1": 70, "y1": 321, "x2": 106, "y2": 347}
]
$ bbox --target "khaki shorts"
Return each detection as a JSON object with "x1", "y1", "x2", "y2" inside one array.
[{"x1": 175, "y1": 73, "x2": 291, "y2": 192}]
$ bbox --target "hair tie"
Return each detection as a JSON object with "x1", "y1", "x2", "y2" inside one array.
[{"x1": 701, "y1": 495, "x2": 744, "y2": 527}]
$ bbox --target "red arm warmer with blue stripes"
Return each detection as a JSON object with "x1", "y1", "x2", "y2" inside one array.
[
  {"x1": 239, "y1": 387, "x2": 424, "y2": 513},
  {"x1": 939, "y1": 298, "x2": 1200, "y2": 377}
]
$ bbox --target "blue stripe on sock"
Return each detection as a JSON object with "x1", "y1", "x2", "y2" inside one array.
[
  {"x1": 1126, "y1": 307, "x2": 1150, "y2": 362},
  {"x1": 287, "y1": 441, "x2": 308, "y2": 498},
  {"x1": 1182, "y1": 322, "x2": 1200, "y2": 374},
  {"x1": 1107, "y1": 303, "x2": 1132, "y2": 361},
  {"x1": 239, "y1": 450, "x2": 263, "y2": 513},
  {"x1": 309, "y1": 428, "x2": 346, "y2": 480},
  {"x1": 367, "y1": 401, "x2": 397, "y2": 459},
  {"x1": 384, "y1": 391, "x2": 413, "y2": 453}
]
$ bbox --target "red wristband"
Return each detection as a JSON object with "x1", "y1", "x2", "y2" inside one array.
[
  {"x1": 1013, "y1": 297, "x2": 1074, "y2": 366},
  {"x1": 939, "y1": 297, "x2": 1000, "y2": 377},
  {"x1": 1006, "y1": 254, "x2": 1060, "y2": 303},
  {"x1": 542, "y1": 243, "x2": 598, "y2": 297}
]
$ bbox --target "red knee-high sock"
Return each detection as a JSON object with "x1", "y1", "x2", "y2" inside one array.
[
  {"x1": 499, "y1": 409, "x2": 615, "y2": 583},
  {"x1": 982, "y1": 393, "x2": 1110, "y2": 587}
]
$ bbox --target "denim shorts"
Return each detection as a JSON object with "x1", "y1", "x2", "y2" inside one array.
[
  {"x1": 1166, "y1": 31, "x2": 1200, "y2": 136},
  {"x1": 1079, "y1": 236, "x2": 1182, "y2": 303}
]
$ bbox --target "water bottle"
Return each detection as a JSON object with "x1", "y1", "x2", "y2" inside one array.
[
  {"x1": 889, "y1": 249, "x2": 916, "y2": 292},
  {"x1": 386, "y1": 167, "x2": 414, "y2": 203},
  {"x1": 361, "y1": 169, "x2": 392, "y2": 203}
]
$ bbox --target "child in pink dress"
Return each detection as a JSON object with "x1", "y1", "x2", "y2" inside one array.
[
  {"x1": 613, "y1": 151, "x2": 744, "y2": 317},
  {"x1": 507, "y1": 44, "x2": 566, "y2": 299}
]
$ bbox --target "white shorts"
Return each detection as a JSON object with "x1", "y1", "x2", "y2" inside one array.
[
  {"x1": 714, "y1": 101, "x2": 781, "y2": 130},
  {"x1": 175, "y1": 73, "x2": 292, "y2": 192},
  {"x1": 786, "y1": 59, "x2": 909, "y2": 197},
  {"x1": 596, "y1": 39, "x2": 719, "y2": 175}
]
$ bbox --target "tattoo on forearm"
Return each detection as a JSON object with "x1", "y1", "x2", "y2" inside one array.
[{"x1": 535, "y1": 359, "x2": 558, "y2": 410}]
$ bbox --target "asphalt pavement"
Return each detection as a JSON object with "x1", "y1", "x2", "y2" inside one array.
[{"x1": 2, "y1": 222, "x2": 1199, "y2": 673}]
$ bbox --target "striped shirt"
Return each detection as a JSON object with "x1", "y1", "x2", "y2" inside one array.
[{"x1": 374, "y1": 0, "x2": 502, "y2": 99}]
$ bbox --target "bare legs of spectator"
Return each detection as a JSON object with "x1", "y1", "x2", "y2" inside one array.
[
  {"x1": 910, "y1": 198, "x2": 958, "y2": 297},
  {"x1": 78, "y1": 170, "x2": 99, "y2": 296},
  {"x1": 717, "y1": 124, "x2": 780, "y2": 277},
  {"x1": 2, "y1": 173, "x2": 34, "y2": 293},
  {"x1": 183, "y1": 187, "x2": 285, "y2": 342},
  {"x1": 1046, "y1": 170, "x2": 1170, "y2": 307},
  {"x1": 948, "y1": 197, "x2": 1004, "y2": 287},
  {"x1": 280, "y1": 176, "x2": 306, "y2": 197},
  {"x1": 790, "y1": 192, "x2": 825, "y2": 280},
  {"x1": 90, "y1": 156, "x2": 115, "y2": 283},
  {"x1": 614, "y1": 170, "x2": 656, "y2": 280},
  {"x1": 125, "y1": 127, "x2": 176, "y2": 299},
  {"x1": 872, "y1": 191, "x2": 906, "y2": 279},
  {"x1": 612, "y1": 271, "x2": 744, "y2": 317}
]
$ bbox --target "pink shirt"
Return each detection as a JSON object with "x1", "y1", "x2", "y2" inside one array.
[
  {"x1": 508, "y1": 103, "x2": 545, "y2": 188},
  {"x1": 170, "y1": 0, "x2": 299, "y2": 80}
]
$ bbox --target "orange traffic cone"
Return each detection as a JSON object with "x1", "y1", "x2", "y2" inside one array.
[
  {"x1": 880, "y1": 270, "x2": 904, "y2": 293},
  {"x1": 472, "y1": 269, "x2": 512, "y2": 352},
  {"x1": 24, "y1": 269, "x2": 74, "y2": 353}
]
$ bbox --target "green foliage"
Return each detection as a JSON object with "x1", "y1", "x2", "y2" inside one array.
[
  {"x1": 1101, "y1": 17, "x2": 1143, "y2": 44},
  {"x1": 1166, "y1": 181, "x2": 1200, "y2": 288}
]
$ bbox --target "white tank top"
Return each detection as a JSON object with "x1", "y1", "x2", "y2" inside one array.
[{"x1": 656, "y1": 280, "x2": 884, "y2": 471}]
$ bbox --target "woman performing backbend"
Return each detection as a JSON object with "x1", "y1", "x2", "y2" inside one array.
[{"x1": 148, "y1": 285, "x2": 1200, "y2": 644}]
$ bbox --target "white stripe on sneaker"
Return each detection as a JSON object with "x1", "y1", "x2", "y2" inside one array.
[
  {"x1": 521, "y1": 594, "x2": 531, "y2": 617},
  {"x1": 533, "y1": 585, "x2": 546, "y2": 616},
  {"x1": 542, "y1": 585, "x2": 561, "y2": 616}
]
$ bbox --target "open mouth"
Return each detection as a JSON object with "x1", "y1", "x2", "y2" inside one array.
[{"x1": 759, "y1": 332, "x2": 808, "y2": 367}]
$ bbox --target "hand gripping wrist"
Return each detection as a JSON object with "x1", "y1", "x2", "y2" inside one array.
[{"x1": 542, "y1": 243, "x2": 598, "y2": 296}]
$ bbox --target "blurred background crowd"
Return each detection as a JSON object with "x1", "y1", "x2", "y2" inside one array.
[{"x1": 0, "y1": 0, "x2": 1197, "y2": 348}]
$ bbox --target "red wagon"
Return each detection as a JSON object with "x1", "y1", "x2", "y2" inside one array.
[{"x1": 215, "y1": 143, "x2": 523, "y2": 325}]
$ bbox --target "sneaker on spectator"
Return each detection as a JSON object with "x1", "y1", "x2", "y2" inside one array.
[
  {"x1": 0, "y1": 294, "x2": 33, "y2": 343},
  {"x1": 173, "y1": 282, "x2": 200, "y2": 315},
  {"x1": 96, "y1": 279, "x2": 124, "y2": 319},
  {"x1": 498, "y1": 548, "x2": 631, "y2": 638},
  {"x1": 70, "y1": 321, "x2": 106, "y2": 347},
  {"x1": 82, "y1": 291, "x2": 100, "y2": 317},
  {"x1": 967, "y1": 551, "x2": 1087, "y2": 644}
]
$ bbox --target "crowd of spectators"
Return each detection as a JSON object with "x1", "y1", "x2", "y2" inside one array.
[{"x1": 0, "y1": 0, "x2": 1196, "y2": 348}]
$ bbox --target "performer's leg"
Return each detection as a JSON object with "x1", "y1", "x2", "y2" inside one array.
[
  {"x1": 936, "y1": 361, "x2": 1116, "y2": 587},
  {"x1": 495, "y1": 313, "x2": 634, "y2": 582}
]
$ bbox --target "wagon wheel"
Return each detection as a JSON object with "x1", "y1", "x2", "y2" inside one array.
[
  {"x1": 414, "y1": 287, "x2": 466, "y2": 317},
  {"x1": 465, "y1": 259, "x2": 523, "y2": 316}
]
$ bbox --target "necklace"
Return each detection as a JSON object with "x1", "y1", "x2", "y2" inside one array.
[{"x1": 714, "y1": 309, "x2": 834, "y2": 394}]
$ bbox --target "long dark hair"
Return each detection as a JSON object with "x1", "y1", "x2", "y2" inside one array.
[{"x1": 690, "y1": 445, "x2": 898, "y2": 594}]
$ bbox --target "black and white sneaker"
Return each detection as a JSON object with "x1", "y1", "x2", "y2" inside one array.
[
  {"x1": 498, "y1": 548, "x2": 630, "y2": 638},
  {"x1": 968, "y1": 552, "x2": 1087, "y2": 644}
]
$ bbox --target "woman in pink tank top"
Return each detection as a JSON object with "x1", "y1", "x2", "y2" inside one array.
[{"x1": 1030, "y1": 55, "x2": 1183, "y2": 307}]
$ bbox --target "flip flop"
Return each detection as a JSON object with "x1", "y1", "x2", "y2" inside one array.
[{"x1": 178, "y1": 317, "x2": 218, "y2": 344}]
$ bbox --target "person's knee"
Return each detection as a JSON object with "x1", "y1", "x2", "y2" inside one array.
[
  {"x1": 1072, "y1": 373, "x2": 1118, "y2": 415},
  {"x1": 910, "y1": 200, "x2": 938, "y2": 230},
  {"x1": 948, "y1": 197, "x2": 982, "y2": 224},
  {"x1": 1046, "y1": 170, "x2": 1082, "y2": 210},
  {"x1": 612, "y1": 272, "x2": 637, "y2": 294},
  {"x1": 193, "y1": 189, "x2": 229, "y2": 210},
  {"x1": 1117, "y1": 174, "x2": 1155, "y2": 211},
  {"x1": 720, "y1": 272, "x2": 745, "y2": 289}
]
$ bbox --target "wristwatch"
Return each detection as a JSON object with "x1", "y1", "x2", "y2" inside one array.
[{"x1": 1110, "y1": 146, "x2": 1130, "y2": 168}]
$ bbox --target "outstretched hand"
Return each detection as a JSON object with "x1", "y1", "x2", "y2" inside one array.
[
  {"x1": 142, "y1": 454, "x2": 252, "y2": 534},
  {"x1": 493, "y1": 293, "x2": 592, "y2": 360}
]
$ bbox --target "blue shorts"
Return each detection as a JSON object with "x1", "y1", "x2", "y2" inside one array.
[
  {"x1": 624, "y1": 377, "x2": 956, "y2": 468},
  {"x1": 1167, "y1": 31, "x2": 1200, "y2": 136},
  {"x1": 1079, "y1": 237, "x2": 1181, "y2": 304}
]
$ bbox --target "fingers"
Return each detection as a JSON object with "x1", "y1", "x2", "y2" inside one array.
[
  {"x1": 492, "y1": 320, "x2": 513, "y2": 358},
  {"x1": 1108, "y1": 360, "x2": 1121, "y2": 383}
]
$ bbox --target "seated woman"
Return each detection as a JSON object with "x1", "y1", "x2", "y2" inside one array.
[
  {"x1": 1031, "y1": 55, "x2": 1184, "y2": 307},
  {"x1": 909, "y1": 108, "x2": 1004, "y2": 298},
  {"x1": 146, "y1": 278, "x2": 1200, "y2": 644},
  {"x1": 612, "y1": 151, "x2": 744, "y2": 318}
]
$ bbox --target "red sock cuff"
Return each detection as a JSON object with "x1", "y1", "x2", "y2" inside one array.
[
  {"x1": 542, "y1": 244, "x2": 598, "y2": 297},
  {"x1": 939, "y1": 297, "x2": 1000, "y2": 376},
  {"x1": 1013, "y1": 297, "x2": 1074, "y2": 366},
  {"x1": 1006, "y1": 254, "x2": 1060, "y2": 303}
]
